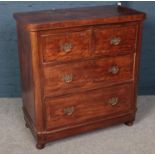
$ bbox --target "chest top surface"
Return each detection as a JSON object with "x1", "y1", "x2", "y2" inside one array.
[{"x1": 13, "y1": 5, "x2": 145, "y2": 31}]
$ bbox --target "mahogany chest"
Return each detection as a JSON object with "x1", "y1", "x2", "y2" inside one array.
[{"x1": 13, "y1": 5, "x2": 145, "y2": 149}]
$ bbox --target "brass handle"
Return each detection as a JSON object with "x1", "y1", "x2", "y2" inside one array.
[
  {"x1": 110, "y1": 37, "x2": 121, "y2": 45},
  {"x1": 108, "y1": 66, "x2": 119, "y2": 74},
  {"x1": 64, "y1": 106, "x2": 74, "y2": 115},
  {"x1": 62, "y1": 74, "x2": 73, "y2": 83},
  {"x1": 61, "y1": 42, "x2": 72, "y2": 53},
  {"x1": 108, "y1": 97, "x2": 119, "y2": 106}
]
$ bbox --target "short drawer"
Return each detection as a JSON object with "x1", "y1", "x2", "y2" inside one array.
[
  {"x1": 39, "y1": 29, "x2": 91, "y2": 63},
  {"x1": 45, "y1": 84, "x2": 133, "y2": 130},
  {"x1": 94, "y1": 24, "x2": 138, "y2": 56},
  {"x1": 43, "y1": 54, "x2": 134, "y2": 97}
]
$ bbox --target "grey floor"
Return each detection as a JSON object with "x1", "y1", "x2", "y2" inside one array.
[{"x1": 0, "y1": 96, "x2": 155, "y2": 153}]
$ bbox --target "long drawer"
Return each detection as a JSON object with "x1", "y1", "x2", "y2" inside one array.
[
  {"x1": 43, "y1": 54, "x2": 134, "y2": 97},
  {"x1": 45, "y1": 84, "x2": 133, "y2": 130}
]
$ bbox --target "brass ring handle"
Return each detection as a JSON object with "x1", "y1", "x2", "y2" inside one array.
[
  {"x1": 108, "y1": 66, "x2": 119, "y2": 74},
  {"x1": 62, "y1": 74, "x2": 73, "y2": 83},
  {"x1": 108, "y1": 97, "x2": 119, "y2": 106},
  {"x1": 110, "y1": 37, "x2": 121, "y2": 45},
  {"x1": 64, "y1": 106, "x2": 74, "y2": 115},
  {"x1": 61, "y1": 42, "x2": 72, "y2": 53}
]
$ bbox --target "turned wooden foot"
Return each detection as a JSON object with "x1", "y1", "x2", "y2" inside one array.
[
  {"x1": 36, "y1": 143, "x2": 45, "y2": 149},
  {"x1": 25, "y1": 122, "x2": 29, "y2": 128},
  {"x1": 125, "y1": 121, "x2": 134, "y2": 126}
]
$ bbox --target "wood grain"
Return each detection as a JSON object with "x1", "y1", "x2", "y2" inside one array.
[
  {"x1": 13, "y1": 5, "x2": 145, "y2": 149},
  {"x1": 43, "y1": 54, "x2": 134, "y2": 97},
  {"x1": 13, "y1": 5, "x2": 145, "y2": 31},
  {"x1": 40, "y1": 29, "x2": 91, "y2": 63},
  {"x1": 16, "y1": 24, "x2": 35, "y2": 123},
  {"x1": 94, "y1": 23, "x2": 138, "y2": 56},
  {"x1": 45, "y1": 84, "x2": 133, "y2": 130}
]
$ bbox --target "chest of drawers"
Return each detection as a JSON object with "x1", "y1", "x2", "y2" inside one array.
[{"x1": 13, "y1": 5, "x2": 145, "y2": 149}]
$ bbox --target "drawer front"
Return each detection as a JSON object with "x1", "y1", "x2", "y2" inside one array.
[
  {"x1": 43, "y1": 54, "x2": 134, "y2": 97},
  {"x1": 94, "y1": 24, "x2": 137, "y2": 56},
  {"x1": 45, "y1": 84, "x2": 133, "y2": 130},
  {"x1": 40, "y1": 29, "x2": 91, "y2": 63}
]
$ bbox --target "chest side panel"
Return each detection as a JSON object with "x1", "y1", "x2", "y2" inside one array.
[{"x1": 17, "y1": 25, "x2": 35, "y2": 123}]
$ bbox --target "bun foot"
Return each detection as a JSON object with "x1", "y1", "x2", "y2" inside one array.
[
  {"x1": 36, "y1": 143, "x2": 45, "y2": 149},
  {"x1": 25, "y1": 122, "x2": 29, "y2": 128},
  {"x1": 125, "y1": 121, "x2": 134, "y2": 126}
]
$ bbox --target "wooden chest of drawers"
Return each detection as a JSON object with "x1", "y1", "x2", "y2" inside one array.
[{"x1": 13, "y1": 5, "x2": 145, "y2": 149}]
